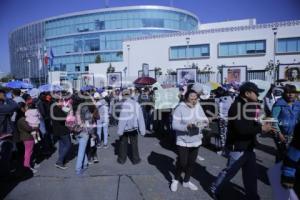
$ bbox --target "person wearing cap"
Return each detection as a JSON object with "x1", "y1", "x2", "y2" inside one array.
[
  {"x1": 210, "y1": 82, "x2": 274, "y2": 200},
  {"x1": 272, "y1": 84, "x2": 300, "y2": 162},
  {"x1": 94, "y1": 91, "x2": 110, "y2": 149},
  {"x1": 116, "y1": 88, "x2": 146, "y2": 164}
]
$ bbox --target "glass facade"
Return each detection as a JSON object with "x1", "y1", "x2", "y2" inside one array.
[
  {"x1": 10, "y1": 6, "x2": 199, "y2": 80},
  {"x1": 9, "y1": 22, "x2": 46, "y2": 80},
  {"x1": 169, "y1": 44, "x2": 210, "y2": 60},
  {"x1": 218, "y1": 40, "x2": 266, "y2": 57},
  {"x1": 277, "y1": 37, "x2": 300, "y2": 53}
]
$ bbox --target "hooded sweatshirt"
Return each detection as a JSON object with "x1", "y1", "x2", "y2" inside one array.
[
  {"x1": 172, "y1": 102, "x2": 209, "y2": 147},
  {"x1": 117, "y1": 98, "x2": 146, "y2": 136}
]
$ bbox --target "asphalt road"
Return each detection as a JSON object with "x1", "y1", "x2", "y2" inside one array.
[{"x1": 2, "y1": 126, "x2": 276, "y2": 200}]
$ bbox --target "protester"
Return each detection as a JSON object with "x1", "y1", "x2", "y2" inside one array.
[
  {"x1": 215, "y1": 87, "x2": 234, "y2": 155},
  {"x1": 25, "y1": 100, "x2": 41, "y2": 144},
  {"x1": 171, "y1": 89, "x2": 209, "y2": 192},
  {"x1": 117, "y1": 89, "x2": 145, "y2": 164},
  {"x1": 272, "y1": 84, "x2": 300, "y2": 162},
  {"x1": 138, "y1": 87, "x2": 154, "y2": 132},
  {"x1": 0, "y1": 89, "x2": 19, "y2": 177},
  {"x1": 75, "y1": 97, "x2": 98, "y2": 175},
  {"x1": 281, "y1": 121, "x2": 300, "y2": 198},
  {"x1": 51, "y1": 96, "x2": 71, "y2": 170},
  {"x1": 210, "y1": 82, "x2": 274, "y2": 200},
  {"x1": 94, "y1": 91, "x2": 109, "y2": 149},
  {"x1": 17, "y1": 102, "x2": 37, "y2": 173}
]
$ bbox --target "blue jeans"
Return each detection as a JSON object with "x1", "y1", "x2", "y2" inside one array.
[
  {"x1": 56, "y1": 134, "x2": 71, "y2": 165},
  {"x1": 75, "y1": 132, "x2": 89, "y2": 173},
  {"x1": 211, "y1": 151, "x2": 259, "y2": 200},
  {"x1": 97, "y1": 121, "x2": 108, "y2": 145}
]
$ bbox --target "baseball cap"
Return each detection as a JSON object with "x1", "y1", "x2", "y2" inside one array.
[
  {"x1": 284, "y1": 84, "x2": 299, "y2": 94},
  {"x1": 239, "y1": 82, "x2": 264, "y2": 96}
]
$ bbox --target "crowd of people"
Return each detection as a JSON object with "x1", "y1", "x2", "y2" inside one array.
[{"x1": 0, "y1": 80, "x2": 300, "y2": 199}]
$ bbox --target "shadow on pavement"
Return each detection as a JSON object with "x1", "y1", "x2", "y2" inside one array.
[
  {"x1": 0, "y1": 167, "x2": 33, "y2": 199},
  {"x1": 147, "y1": 151, "x2": 175, "y2": 184}
]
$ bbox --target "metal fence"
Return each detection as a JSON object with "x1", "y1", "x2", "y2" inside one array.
[{"x1": 247, "y1": 70, "x2": 266, "y2": 80}]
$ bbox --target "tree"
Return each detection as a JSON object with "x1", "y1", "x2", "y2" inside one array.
[
  {"x1": 107, "y1": 63, "x2": 115, "y2": 73},
  {"x1": 95, "y1": 55, "x2": 102, "y2": 63},
  {"x1": 0, "y1": 74, "x2": 14, "y2": 82}
]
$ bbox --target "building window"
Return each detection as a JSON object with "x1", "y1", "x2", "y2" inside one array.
[
  {"x1": 75, "y1": 66, "x2": 80, "y2": 72},
  {"x1": 142, "y1": 19, "x2": 164, "y2": 28},
  {"x1": 277, "y1": 37, "x2": 300, "y2": 54},
  {"x1": 95, "y1": 20, "x2": 105, "y2": 30},
  {"x1": 219, "y1": 40, "x2": 266, "y2": 57},
  {"x1": 84, "y1": 39, "x2": 100, "y2": 51},
  {"x1": 169, "y1": 44, "x2": 210, "y2": 60},
  {"x1": 85, "y1": 66, "x2": 89, "y2": 71}
]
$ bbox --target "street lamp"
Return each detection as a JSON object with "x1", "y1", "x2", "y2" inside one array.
[
  {"x1": 272, "y1": 27, "x2": 278, "y2": 82},
  {"x1": 127, "y1": 44, "x2": 130, "y2": 80},
  {"x1": 186, "y1": 37, "x2": 190, "y2": 67},
  {"x1": 27, "y1": 58, "x2": 31, "y2": 83}
]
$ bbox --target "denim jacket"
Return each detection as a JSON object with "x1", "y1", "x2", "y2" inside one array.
[{"x1": 272, "y1": 98, "x2": 300, "y2": 136}]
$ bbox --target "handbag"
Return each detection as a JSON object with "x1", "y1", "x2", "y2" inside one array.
[{"x1": 187, "y1": 125, "x2": 200, "y2": 136}]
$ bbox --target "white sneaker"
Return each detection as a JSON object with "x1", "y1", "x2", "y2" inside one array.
[
  {"x1": 30, "y1": 168, "x2": 38, "y2": 174},
  {"x1": 170, "y1": 180, "x2": 179, "y2": 192},
  {"x1": 183, "y1": 181, "x2": 198, "y2": 191},
  {"x1": 197, "y1": 155, "x2": 205, "y2": 161}
]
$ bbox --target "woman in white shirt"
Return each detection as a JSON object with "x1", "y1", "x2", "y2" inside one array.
[{"x1": 171, "y1": 89, "x2": 209, "y2": 192}]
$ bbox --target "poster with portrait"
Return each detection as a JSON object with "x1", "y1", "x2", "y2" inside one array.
[
  {"x1": 278, "y1": 64, "x2": 300, "y2": 82},
  {"x1": 107, "y1": 72, "x2": 122, "y2": 88},
  {"x1": 81, "y1": 73, "x2": 94, "y2": 86},
  {"x1": 142, "y1": 63, "x2": 149, "y2": 77},
  {"x1": 221, "y1": 66, "x2": 247, "y2": 84},
  {"x1": 176, "y1": 68, "x2": 197, "y2": 86},
  {"x1": 138, "y1": 70, "x2": 156, "y2": 78}
]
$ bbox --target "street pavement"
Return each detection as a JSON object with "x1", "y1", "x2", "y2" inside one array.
[{"x1": 2, "y1": 126, "x2": 275, "y2": 200}]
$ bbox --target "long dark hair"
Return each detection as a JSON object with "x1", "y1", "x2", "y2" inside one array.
[{"x1": 15, "y1": 102, "x2": 26, "y2": 122}]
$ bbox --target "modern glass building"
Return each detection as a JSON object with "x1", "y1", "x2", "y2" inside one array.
[{"x1": 9, "y1": 5, "x2": 199, "y2": 83}]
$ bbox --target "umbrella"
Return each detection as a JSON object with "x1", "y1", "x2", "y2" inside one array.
[
  {"x1": 249, "y1": 79, "x2": 271, "y2": 100},
  {"x1": 6, "y1": 80, "x2": 33, "y2": 89},
  {"x1": 39, "y1": 84, "x2": 63, "y2": 92},
  {"x1": 133, "y1": 77, "x2": 156, "y2": 85},
  {"x1": 206, "y1": 81, "x2": 221, "y2": 90},
  {"x1": 28, "y1": 88, "x2": 40, "y2": 98},
  {"x1": 80, "y1": 85, "x2": 94, "y2": 92}
]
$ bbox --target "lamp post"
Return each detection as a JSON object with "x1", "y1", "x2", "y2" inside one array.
[
  {"x1": 127, "y1": 44, "x2": 130, "y2": 80},
  {"x1": 27, "y1": 58, "x2": 31, "y2": 83},
  {"x1": 272, "y1": 27, "x2": 278, "y2": 82},
  {"x1": 186, "y1": 37, "x2": 190, "y2": 68}
]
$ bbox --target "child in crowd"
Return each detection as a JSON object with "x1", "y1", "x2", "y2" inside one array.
[{"x1": 25, "y1": 100, "x2": 41, "y2": 143}]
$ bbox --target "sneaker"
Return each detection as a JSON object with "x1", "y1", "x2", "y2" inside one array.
[
  {"x1": 132, "y1": 159, "x2": 141, "y2": 165},
  {"x1": 197, "y1": 155, "x2": 205, "y2": 161},
  {"x1": 103, "y1": 144, "x2": 108, "y2": 149},
  {"x1": 97, "y1": 144, "x2": 103, "y2": 149},
  {"x1": 170, "y1": 180, "x2": 179, "y2": 192},
  {"x1": 93, "y1": 157, "x2": 99, "y2": 163},
  {"x1": 183, "y1": 181, "x2": 198, "y2": 191},
  {"x1": 33, "y1": 163, "x2": 41, "y2": 169},
  {"x1": 55, "y1": 163, "x2": 68, "y2": 170},
  {"x1": 30, "y1": 168, "x2": 38, "y2": 174}
]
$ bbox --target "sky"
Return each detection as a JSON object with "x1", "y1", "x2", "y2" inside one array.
[{"x1": 1, "y1": 0, "x2": 300, "y2": 73}]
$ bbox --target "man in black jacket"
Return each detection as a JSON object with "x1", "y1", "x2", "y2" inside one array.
[
  {"x1": 0, "y1": 89, "x2": 19, "y2": 178},
  {"x1": 210, "y1": 82, "x2": 274, "y2": 200}
]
